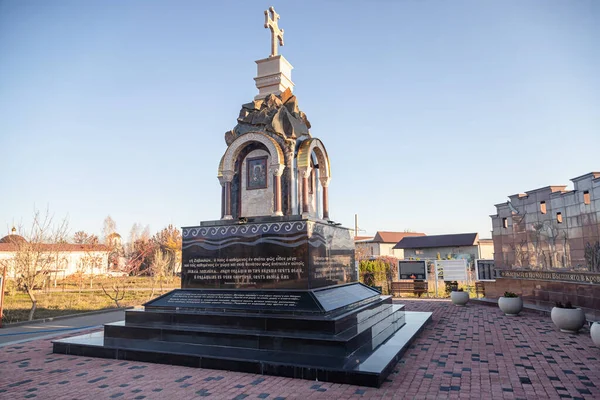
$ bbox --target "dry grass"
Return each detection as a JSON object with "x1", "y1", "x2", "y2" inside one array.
[
  {"x1": 1, "y1": 280, "x2": 174, "y2": 324},
  {"x1": 48, "y1": 275, "x2": 180, "y2": 290}
]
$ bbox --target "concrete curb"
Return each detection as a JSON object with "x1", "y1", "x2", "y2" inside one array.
[{"x1": 1, "y1": 307, "x2": 134, "y2": 328}]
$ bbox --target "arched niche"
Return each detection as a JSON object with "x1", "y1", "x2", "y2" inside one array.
[{"x1": 218, "y1": 132, "x2": 285, "y2": 219}]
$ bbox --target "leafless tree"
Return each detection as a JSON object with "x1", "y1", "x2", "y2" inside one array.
[
  {"x1": 102, "y1": 216, "x2": 117, "y2": 244},
  {"x1": 2, "y1": 208, "x2": 69, "y2": 320},
  {"x1": 149, "y1": 249, "x2": 171, "y2": 298},
  {"x1": 101, "y1": 279, "x2": 126, "y2": 308}
]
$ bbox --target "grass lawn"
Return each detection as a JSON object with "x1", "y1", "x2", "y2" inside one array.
[{"x1": 1, "y1": 277, "x2": 177, "y2": 324}]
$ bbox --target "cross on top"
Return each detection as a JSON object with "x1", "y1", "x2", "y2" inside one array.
[{"x1": 264, "y1": 6, "x2": 284, "y2": 57}]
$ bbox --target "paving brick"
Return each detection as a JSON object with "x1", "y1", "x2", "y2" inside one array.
[{"x1": 1, "y1": 300, "x2": 599, "y2": 399}]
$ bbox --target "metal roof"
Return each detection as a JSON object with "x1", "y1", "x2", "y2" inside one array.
[{"x1": 393, "y1": 233, "x2": 479, "y2": 249}]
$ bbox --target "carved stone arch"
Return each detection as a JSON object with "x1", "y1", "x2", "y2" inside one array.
[
  {"x1": 296, "y1": 138, "x2": 331, "y2": 219},
  {"x1": 219, "y1": 132, "x2": 285, "y2": 219},
  {"x1": 296, "y1": 138, "x2": 330, "y2": 179},
  {"x1": 221, "y1": 132, "x2": 285, "y2": 180}
]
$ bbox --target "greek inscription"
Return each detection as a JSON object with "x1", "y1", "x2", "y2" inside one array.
[
  {"x1": 183, "y1": 255, "x2": 304, "y2": 284},
  {"x1": 167, "y1": 291, "x2": 303, "y2": 308}
]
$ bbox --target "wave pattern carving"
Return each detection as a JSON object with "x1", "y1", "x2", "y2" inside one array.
[{"x1": 183, "y1": 221, "x2": 306, "y2": 239}]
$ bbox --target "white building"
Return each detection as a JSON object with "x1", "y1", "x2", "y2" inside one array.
[
  {"x1": 0, "y1": 233, "x2": 110, "y2": 279},
  {"x1": 355, "y1": 231, "x2": 426, "y2": 260}
]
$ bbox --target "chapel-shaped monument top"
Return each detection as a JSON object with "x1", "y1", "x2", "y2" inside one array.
[{"x1": 218, "y1": 6, "x2": 331, "y2": 221}]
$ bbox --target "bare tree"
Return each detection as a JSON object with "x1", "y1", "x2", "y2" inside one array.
[
  {"x1": 128, "y1": 223, "x2": 141, "y2": 255},
  {"x1": 73, "y1": 231, "x2": 99, "y2": 245},
  {"x1": 102, "y1": 216, "x2": 117, "y2": 244},
  {"x1": 585, "y1": 241, "x2": 600, "y2": 272},
  {"x1": 101, "y1": 280, "x2": 126, "y2": 308},
  {"x1": 149, "y1": 249, "x2": 172, "y2": 298},
  {"x1": 5, "y1": 208, "x2": 69, "y2": 320},
  {"x1": 511, "y1": 240, "x2": 529, "y2": 268}
]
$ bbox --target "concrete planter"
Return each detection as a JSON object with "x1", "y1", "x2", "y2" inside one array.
[
  {"x1": 498, "y1": 296, "x2": 523, "y2": 316},
  {"x1": 591, "y1": 322, "x2": 600, "y2": 346},
  {"x1": 450, "y1": 291, "x2": 469, "y2": 306},
  {"x1": 551, "y1": 307, "x2": 586, "y2": 333}
]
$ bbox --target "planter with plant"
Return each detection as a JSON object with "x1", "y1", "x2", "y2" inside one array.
[
  {"x1": 551, "y1": 301, "x2": 586, "y2": 333},
  {"x1": 498, "y1": 291, "x2": 523, "y2": 316},
  {"x1": 591, "y1": 322, "x2": 600, "y2": 346},
  {"x1": 450, "y1": 287, "x2": 469, "y2": 306}
]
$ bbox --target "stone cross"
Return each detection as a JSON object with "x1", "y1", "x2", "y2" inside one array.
[{"x1": 264, "y1": 6, "x2": 284, "y2": 57}]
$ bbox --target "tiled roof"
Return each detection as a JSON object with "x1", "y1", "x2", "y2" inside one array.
[
  {"x1": 393, "y1": 233, "x2": 479, "y2": 249},
  {"x1": 353, "y1": 236, "x2": 374, "y2": 241},
  {"x1": 0, "y1": 243, "x2": 109, "y2": 252},
  {"x1": 372, "y1": 231, "x2": 426, "y2": 244}
]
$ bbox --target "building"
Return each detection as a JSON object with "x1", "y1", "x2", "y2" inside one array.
[
  {"x1": 485, "y1": 172, "x2": 600, "y2": 321},
  {"x1": 393, "y1": 233, "x2": 494, "y2": 266},
  {"x1": 355, "y1": 231, "x2": 426, "y2": 260},
  {"x1": 0, "y1": 231, "x2": 111, "y2": 279},
  {"x1": 491, "y1": 172, "x2": 600, "y2": 271}
]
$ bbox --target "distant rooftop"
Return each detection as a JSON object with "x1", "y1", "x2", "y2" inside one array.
[
  {"x1": 393, "y1": 233, "x2": 479, "y2": 249},
  {"x1": 372, "y1": 231, "x2": 426, "y2": 244}
]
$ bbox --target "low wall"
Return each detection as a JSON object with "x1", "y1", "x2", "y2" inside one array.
[{"x1": 484, "y1": 276, "x2": 600, "y2": 321}]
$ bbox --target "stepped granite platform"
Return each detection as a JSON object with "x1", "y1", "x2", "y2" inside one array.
[{"x1": 53, "y1": 284, "x2": 431, "y2": 387}]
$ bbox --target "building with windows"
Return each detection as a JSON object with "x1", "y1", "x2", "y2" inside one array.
[
  {"x1": 355, "y1": 231, "x2": 425, "y2": 260},
  {"x1": 393, "y1": 233, "x2": 493, "y2": 266},
  {"x1": 484, "y1": 172, "x2": 600, "y2": 321},
  {"x1": 0, "y1": 231, "x2": 111, "y2": 279},
  {"x1": 491, "y1": 172, "x2": 600, "y2": 271}
]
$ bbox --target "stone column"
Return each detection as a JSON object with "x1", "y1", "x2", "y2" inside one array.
[
  {"x1": 218, "y1": 177, "x2": 226, "y2": 219},
  {"x1": 271, "y1": 164, "x2": 285, "y2": 217},
  {"x1": 319, "y1": 177, "x2": 331, "y2": 220},
  {"x1": 299, "y1": 168, "x2": 312, "y2": 218},
  {"x1": 221, "y1": 171, "x2": 234, "y2": 220},
  {"x1": 284, "y1": 140, "x2": 295, "y2": 216}
]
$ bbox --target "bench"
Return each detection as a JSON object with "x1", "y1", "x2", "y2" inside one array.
[
  {"x1": 475, "y1": 282, "x2": 485, "y2": 298},
  {"x1": 391, "y1": 281, "x2": 429, "y2": 297}
]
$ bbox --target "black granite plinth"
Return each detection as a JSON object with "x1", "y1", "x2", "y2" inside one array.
[{"x1": 181, "y1": 217, "x2": 356, "y2": 289}]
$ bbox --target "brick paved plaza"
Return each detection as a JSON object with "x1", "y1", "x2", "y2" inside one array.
[{"x1": 1, "y1": 300, "x2": 599, "y2": 399}]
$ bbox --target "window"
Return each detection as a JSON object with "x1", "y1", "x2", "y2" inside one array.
[
  {"x1": 540, "y1": 201, "x2": 547, "y2": 214},
  {"x1": 556, "y1": 212, "x2": 562, "y2": 224},
  {"x1": 502, "y1": 217, "x2": 508, "y2": 228},
  {"x1": 584, "y1": 191, "x2": 590, "y2": 205}
]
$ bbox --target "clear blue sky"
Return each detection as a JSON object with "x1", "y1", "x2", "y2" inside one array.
[{"x1": 1, "y1": 1, "x2": 598, "y2": 240}]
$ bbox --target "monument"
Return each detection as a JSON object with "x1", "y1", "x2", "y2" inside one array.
[{"x1": 53, "y1": 7, "x2": 432, "y2": 387}]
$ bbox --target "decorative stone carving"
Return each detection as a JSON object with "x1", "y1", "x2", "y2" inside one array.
[
  {"x1": 224, "y1": 130, "x2": 236, "y2": 146},
  {"x1": 299, "y1": 168, "x2": 312, "y2": 179},
  {"x1": 231, "y1": 89, "x2": 311, "y2": 142},
  {"x1": 271, "y1": 164, "x2": 285, "y2": 177},
  {"x1": 221, "y1": 170, "x2": 234, "y2": 183},
  {"x1": 319, "y1": 177, "x2": 331, "y2": 188}
]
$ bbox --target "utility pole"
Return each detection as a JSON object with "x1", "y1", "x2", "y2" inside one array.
[
  {"x1": 354, "y1": 214, "x2": 358, "y2": 237},
  {"x1": 0, "y1": 265, "x2": 6, "y2": 328}
]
